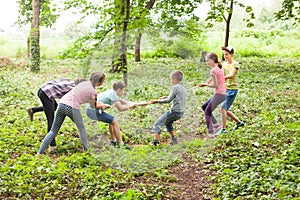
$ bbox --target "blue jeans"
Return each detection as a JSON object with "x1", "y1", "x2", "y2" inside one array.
[
  {"x1": 86, "y1": 108, "x2": 114, "y2": 124},
  {"x1": 152, "y1": 111, "x2": 183, "y2": 133},
  {"x1": 37, "y1": 103, "x2": 88, "y2": 154},
  {"x1": 222, "y1": 89, "x2": 238, "y2": 111},
  {"x1": 202, "y1": 94, "x2": 226, "y2": 134}
]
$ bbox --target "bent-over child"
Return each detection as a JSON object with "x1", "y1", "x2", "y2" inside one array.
[
  {"x1": 27, "y1": 78, "x2": 85, "y2": 149},
  {"x1": 37, "y1": 71, "x2": 106, "y2": 155},
  {"x1": 86, "y1": 81, "x2": 147, "y2": 149}
]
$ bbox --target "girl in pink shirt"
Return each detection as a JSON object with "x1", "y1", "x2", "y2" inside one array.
[
  {"x1": 37, "y1": 71, "x2": 108, "y2": 155},
  {"x1": 199, "y1": 52, "x2": 226, "y2": 136}
]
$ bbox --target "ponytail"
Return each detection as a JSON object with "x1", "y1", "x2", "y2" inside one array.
[
  {"x1": 206, "y1": 52, "x2": 222, "y2": 68},
  {"x1": 218, "y1": 62, "x2": 222, "y2": 69}
]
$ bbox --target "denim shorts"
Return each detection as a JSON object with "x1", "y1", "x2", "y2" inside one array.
[
  {"x1": 86, "y1": 108, "x2": 114, "y2": 124},
  {"x1": 222, "y1": 89, "x2": 238, "y2": 111}
]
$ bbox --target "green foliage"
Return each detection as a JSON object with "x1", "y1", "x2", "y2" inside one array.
[
  {"x1": 204, "y1": 57, "x2": 300, "y2": 199},
  {"x1": 275, "y1": 0, "x2": 300, "y2": 24},
  {"x1": 206, "y1": 0, "x2": 255, "y2": 28},
  {"x1": 0, "y1": 56, "x2": 299, "y2": 199},
  {"x1": 17, "y1": 0, "x2": 60, "y2": 28}
]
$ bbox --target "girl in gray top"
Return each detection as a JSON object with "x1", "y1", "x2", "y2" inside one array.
[{"x1": 150, "y1": 70, "x2": 186, "y2": 146}]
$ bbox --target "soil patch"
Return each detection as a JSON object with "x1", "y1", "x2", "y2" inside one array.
[{"x1": 162, "y1": 153, "x2": 212, "y2": 200}]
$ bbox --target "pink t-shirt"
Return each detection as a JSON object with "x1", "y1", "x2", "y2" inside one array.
[
  {"x1": 210, "y1": 66, "x2": 226, "y2": 94},
  {"x1": 60, "y1": 81, "x2": 97, "y2": 110}
]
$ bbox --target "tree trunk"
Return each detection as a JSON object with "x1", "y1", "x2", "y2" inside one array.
[
  {"x1": 30, "y1": 0, "x2": 40, "y2": 72},
  {"x1": 110, "y1": 0, "x2": 130, "y2": 85},
  {"x1": 133, "y1": 0, "x2": 156, "y2": 62},
  {"x1": 134, "y1": 32, "x2": 142, "y2": 62},
  {"x1": 223, "y1": 0, "x2": 233, "y2": 60},
  {"x1": 27, "y1": 36, "x2": 30, "y2": 58},
  {"x1": 121, "y1": 0, "x2": 130, "y2": 85}
]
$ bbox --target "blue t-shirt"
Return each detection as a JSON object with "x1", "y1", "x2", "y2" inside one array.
[
  {"x1": 86, "y1": 89, "x2": 120, "y2": 110},
  {"x1": 97, "y1": 90, "x2": 120, "y2": 105}
]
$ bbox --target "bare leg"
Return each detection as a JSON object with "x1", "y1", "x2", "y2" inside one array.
[
  {"x1": 221, "y1": 108, "x2": 227, "y2": 129},
  {"x1": 154, "y1": 133, "x2": 160, "y2": 140},
  {"x1": 169, "y1": 130, "x2": 175, "y2": 137},
  {"x1": 109, "y1": 124, "x2": 115, "y2": 141},
  {"x1": 227, "y1": 111, "x2": 241, "y2": 123},
  {"x1": 111, "y1": 119, "x2": 122, "y2": 144}
]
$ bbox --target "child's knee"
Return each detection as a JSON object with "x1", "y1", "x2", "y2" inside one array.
[{"x1": 111, "y1": 118, "x2": 118, "y2": 124}]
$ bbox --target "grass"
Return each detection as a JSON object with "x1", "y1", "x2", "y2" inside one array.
[
  {"x1": 0, "y1": 25, "x2": 300, "y2": 198},
  {"x1": 0, "y1": 55, "x2": 299, "y2": 199}
]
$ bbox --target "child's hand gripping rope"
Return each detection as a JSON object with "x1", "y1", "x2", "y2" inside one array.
[{"x1": 127, "y1": 101, "x2": 149, "y2": 109}]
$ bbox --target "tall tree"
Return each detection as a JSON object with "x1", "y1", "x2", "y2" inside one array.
[
  {"x1": 206, "y1": 0, "x2": 255, "y2": 48},
  {"x1": 18, "y1": 0, "x2": 59, "y2": 71},
  {"x1": 30, "y1": 0, "x2": 40, "y2": 72},
  {"x1": 133, "y1": 0, "x2": 155, "y2": 62},
  {"x1": 110, "y1": 0, "x2": 131, "y2": 85}
]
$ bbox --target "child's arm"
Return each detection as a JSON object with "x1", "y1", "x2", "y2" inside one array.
[
  {"x1": 119, "y1": 99, "x2": 128, "y2": 105},
  {"x1": 96, "y1": 102, "x2": 111, "y2": 110},
  {"x1": 199, "y1": 75, "x2": 218, "y2": 88},
  {"x1": 151, "y1": 90, "x2": 175, "y2": 104},
  {"x1": 206, "y1": 78, "x2": 212, "y2": 84},
  {"x1": 224, "y1": 67, "x2": 238, "y2": 80},
  {"x1": 89, "y1": 98, "x2": 110, "y2": 110},
  {"x1": 114, "y1": 100, "x2": 136, "y2": 111}
]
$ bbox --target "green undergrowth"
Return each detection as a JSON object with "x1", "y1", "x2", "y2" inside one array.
[{"x1": 0, "y1": 57, "x2": 299, "y2": 199}]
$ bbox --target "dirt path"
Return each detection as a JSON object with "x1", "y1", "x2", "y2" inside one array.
[{"x1": 162, "y1": 153, "x2": 212, "y2": 200}]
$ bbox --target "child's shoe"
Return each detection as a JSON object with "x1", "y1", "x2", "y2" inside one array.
[
  {"x1": 116, "y1": 142, "x2": 132, "y2": 150},
  {"x1": 27, "y1": 108, "x2": 33, "y2": 121},
  {"x1": 235, "y1": 121, "x2": 245, "y2": 129},
  {"x1": 110, "y1": 140, "x2": 117, "y2": 147},
  {"x1": 48, "y1": 146, "x2": 57, "y2": 152},
  {"x1": 168, "y1": 136, "x2": 178, "y2": 145},
  {"x1": 213, "y1": 123, "x2": 221, "y2": 129},
  {"x1": 217, "y1": 129, "x2": 227, "y2": 135},
  {"x1": 153, "y1": 139, "x2": 159, "y2": 146},
  {"x1": 122, "y1": 143, "x2": 132, "y2": 150}
]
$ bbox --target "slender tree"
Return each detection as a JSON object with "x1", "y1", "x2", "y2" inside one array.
[
  {"x1": 30, "y1": 0, "x2": 40, "y2": 71},
  {"x1": 18, "y1": 0, "x2": 59, "y2": 71},
  {"x1": 110, "y1": 0, "x2": 130, "y2": 84},
  {"x1": 133, "y1": 0, "x2": 155, "y2": 62},
  {"x1": 206, "y1": 0, "x2": 255, "y2": 49}
]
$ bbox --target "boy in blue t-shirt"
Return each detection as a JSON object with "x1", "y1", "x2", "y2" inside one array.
[{"x1": 86, "y1": 81, "x2": 146, "y2": 149}]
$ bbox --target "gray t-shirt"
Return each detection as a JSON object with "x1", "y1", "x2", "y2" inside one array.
[{"x1": 158, "y1": 83, "x2": 186, "y2": 113}]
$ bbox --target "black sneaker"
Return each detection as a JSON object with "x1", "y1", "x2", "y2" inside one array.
[
  {"x1": 235, "y1": 121, "x2": 245, "y2": 130},
  {"x1": 168, "y1": 136, "x2": 178, "y2": 145},
  {"x1": 110, "y1": 140, "x2": 117, "y2": 147},
  {"x1": 122, "y1": 143, "x2": 132, "y2": 150},
  {"x1": 153, "y1": 139, "x2": 159, "y2": 146},
  {"x1": 116, "y1": 143, "x2": 132, "y2": 150}
]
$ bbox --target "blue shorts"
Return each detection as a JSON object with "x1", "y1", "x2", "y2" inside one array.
[
  {"x1": 221, "y1": 89, "x2": 238, "y2": 111},
  {"x1": 86, "y1": 108, "x2": 114, "y2": 124}
]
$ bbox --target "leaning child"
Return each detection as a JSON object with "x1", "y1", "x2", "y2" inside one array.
[{"x1": 151, "y1": 70, "x2": 186, "y2": 146}]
